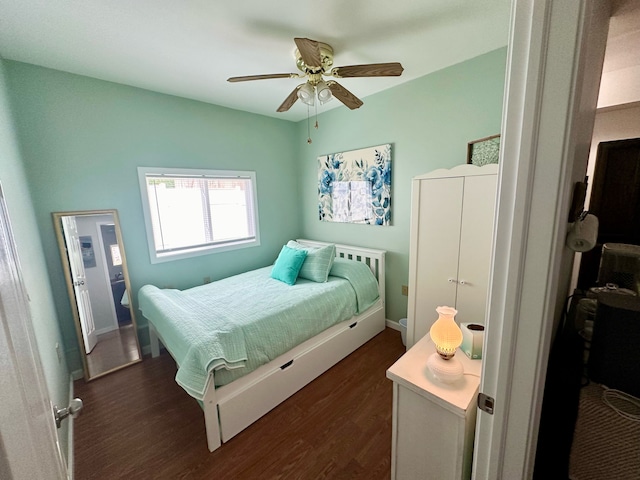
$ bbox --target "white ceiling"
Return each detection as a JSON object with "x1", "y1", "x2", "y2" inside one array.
[
  {"x1": 604, "y1": 0, "x2": 640, "y2": 73},
  {"x1": 1, "y1": 1, "x2": 638, "y2": 121},
  {"x1": 0, "y1": 0, "x2": 512, "y2": 121}
]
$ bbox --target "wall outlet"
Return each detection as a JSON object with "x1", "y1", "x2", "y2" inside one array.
[
  {"x1": 203, "y1": 276, "x2": 212, "y2": 284},
  {"x1": 401, "y1": 285, "x2": 409, "y2": 296}
]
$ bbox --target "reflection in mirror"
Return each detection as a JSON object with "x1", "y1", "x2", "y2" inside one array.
[{"x1": 53, "y1": 209, "x2": 142, "y2": 380}]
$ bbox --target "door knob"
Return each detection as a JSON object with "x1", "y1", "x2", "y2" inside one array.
[{"x1": 53, "y1": 398, "x2": 83, "y2": 428}]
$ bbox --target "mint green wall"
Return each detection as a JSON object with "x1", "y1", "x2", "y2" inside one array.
[
  {"x1": 4, "y1": 47, "x2": 507, "y2": 376},
  {"x1": 5, "y1": 61, "x2": 300, "y2": 372},
  {"x1": 296, "y1": 48, "x2": 507, "y2": 323},
  {"x1": 0, "y1": 59, "x2": 71, "y2": 458}
]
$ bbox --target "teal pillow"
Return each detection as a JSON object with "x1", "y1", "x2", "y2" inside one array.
[
  {"x1": 271, "y1": 245, "x2": 307, "y2": 285},
  {"x1": 286, "y1": 241, "x2": 336, "y2": 283}
]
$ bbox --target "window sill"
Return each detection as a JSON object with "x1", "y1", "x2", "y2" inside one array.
[{"x1": 150, "y1": 238, "x2": 260, "y2": 264}]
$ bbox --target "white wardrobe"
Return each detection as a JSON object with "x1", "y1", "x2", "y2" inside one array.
[{"x1": 406, "y1": 164, "x2": 498, "y2": 348}]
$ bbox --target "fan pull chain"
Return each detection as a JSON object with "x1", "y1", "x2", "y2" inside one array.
[
  {"x1": 315, "y1": 102, "x2": 319, "y2": 130},
  {"x1": 307, "y1": 105, "x2": 312, "y2": 144}
]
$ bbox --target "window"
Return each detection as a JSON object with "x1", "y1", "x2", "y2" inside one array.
[
  {"x1": 138, "y1": 167, "x2": 260, "y2": 263},
  {"x1": 110, "y1": 244, "x2": 122, "y2": 266}
]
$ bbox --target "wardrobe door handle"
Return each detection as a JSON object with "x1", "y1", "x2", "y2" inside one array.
[{"x1": 448, "y1": 278, "x2": 458, "y2": 284}]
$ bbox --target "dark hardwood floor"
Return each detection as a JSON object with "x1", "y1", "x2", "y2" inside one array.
[{"x1": 73, "y1": 327, "x2": 405, "y2": 479}]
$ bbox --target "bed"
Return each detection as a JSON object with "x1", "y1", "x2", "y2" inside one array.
[{"x1": 138, "y1": 239, "x2": 386, "y2": 452}]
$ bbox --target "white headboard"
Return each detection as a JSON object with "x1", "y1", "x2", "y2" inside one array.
[{"x1": 296, "y1": 239, "x2": 386, "y2": 308}]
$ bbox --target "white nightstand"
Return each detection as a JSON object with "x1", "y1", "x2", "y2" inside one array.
[{"x1": 386, "y1": 333, "x2": 482, "y2": 480}]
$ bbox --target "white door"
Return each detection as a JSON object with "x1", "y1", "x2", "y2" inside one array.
[
  {"x1": 0, "y1": 186, "x2": 68, "y2": 479},
  {"x1": 455, "y1": 173, "x2": 497, "y2": 326},
  {"x1": 62, "y1": 215, "x2": 98, "y2": 353},
  {"x1": 472, "y1": 1, "x2": 610, "y2": 478}
]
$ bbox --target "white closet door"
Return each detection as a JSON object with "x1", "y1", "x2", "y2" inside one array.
[
  {"x1": 455, "y1": 174, "x2": 498, "y2": 326},
  {"x1": 407, "y1": 176, "x2": 462, "y2": 347}
]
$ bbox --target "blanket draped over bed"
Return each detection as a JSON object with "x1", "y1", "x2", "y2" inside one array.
[{"x1": 138, "y1": 258, "x2": 379, "y2": 400}]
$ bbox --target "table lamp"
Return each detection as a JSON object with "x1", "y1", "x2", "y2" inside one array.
[{"x1": 427, "y1": 306, "x2": 464, "y2": 384}]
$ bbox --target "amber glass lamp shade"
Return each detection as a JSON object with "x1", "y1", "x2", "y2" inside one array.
[
  {"x1": 427, "y1": 306, "x2": 464, "y2": 383},
  {"x1": 430, "y1": 306, "x2": 463, "y2": 358}
]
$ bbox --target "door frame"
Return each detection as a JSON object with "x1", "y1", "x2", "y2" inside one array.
[{"x1": 473, "y1": 0, "x2": 611, "y2": 478}]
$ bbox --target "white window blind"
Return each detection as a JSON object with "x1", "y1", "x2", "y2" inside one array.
[{"x1": 138, "y1": 167, "x2": 260, "y2": 263}]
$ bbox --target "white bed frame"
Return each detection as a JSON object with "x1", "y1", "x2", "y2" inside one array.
[{"x1": 148, "y1": 239, "x2": 386, "y2": 452}]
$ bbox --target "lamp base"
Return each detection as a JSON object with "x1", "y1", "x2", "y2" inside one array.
[{"x1": 427, "y1": 352, "x2": 464, "y2": 384}]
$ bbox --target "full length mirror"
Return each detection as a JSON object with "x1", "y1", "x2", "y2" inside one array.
[{"x1": 53, "y1": 209, "x2": 142, "y2": 380}]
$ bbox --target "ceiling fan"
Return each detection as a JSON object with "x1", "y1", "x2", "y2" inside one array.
[{"x1": 227, "y1": 37, "x2": 404, "y2": 112}]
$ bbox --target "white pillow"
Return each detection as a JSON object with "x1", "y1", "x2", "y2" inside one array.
[{"x1": 286, "y1": 241, "x2": 336, "y2": 283}]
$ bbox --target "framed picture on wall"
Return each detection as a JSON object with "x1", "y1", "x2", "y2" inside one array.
[
  {"x1": 318, "y1": 144, "x2": 392, "y2": 226},
  {"x1": 467, "y1": 134, "x2": 501, "y2": 166},
  {"x1": 79, "y1": 235, "x2": 96, "y2": 268}
]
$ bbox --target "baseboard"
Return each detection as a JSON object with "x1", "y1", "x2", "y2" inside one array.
[
  {"x1": 94, "y1": 325, "x2": 118, "y2": 336},
  {"x1": 386, "y1": 318, "x2": 401, "y2": 331}
]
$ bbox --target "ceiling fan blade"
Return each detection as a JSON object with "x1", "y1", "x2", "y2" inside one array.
[
  {"x1": 331, "y1": 62, "x2": 404, "y2": 78},
  {"x1": 294, "y1": 37, "x2": 323, "y2": 67},
  {"x1": 277, "y1": 86, "x2": 300, "y2": 112},
  {"x1": 227, "y1": 73, "x2": 297, "y2": 83},
  {"x1": 327, "y1": 81, "x2": 363, "y2": 110}
]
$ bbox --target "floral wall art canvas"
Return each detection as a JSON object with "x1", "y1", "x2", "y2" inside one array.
[{"x1": 318, "y1": 144, "x2": 392, "y2": 225}]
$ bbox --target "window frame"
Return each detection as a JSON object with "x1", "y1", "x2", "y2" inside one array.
[{"x1": 137, "y1": 166, "x2": 260, "y2": 264}]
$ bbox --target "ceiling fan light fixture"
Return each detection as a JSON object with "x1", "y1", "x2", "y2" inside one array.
[
  {"x1": 297, "y1": 83, "x2": 315, "y2": 106},
  {"x1": 228, "y1": 37, "x2": 404, "y2": 116},
  {"x1": 316, "y1": 80, "x2": 333, "y2": 104}
]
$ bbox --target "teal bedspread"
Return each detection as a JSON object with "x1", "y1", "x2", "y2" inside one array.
[{"x1": 138, "y1": 259, "x2": 379, "y2": 400}]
